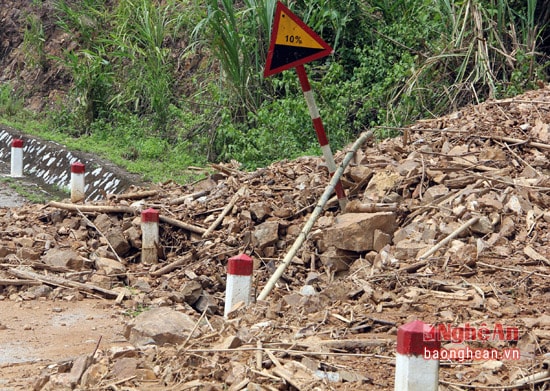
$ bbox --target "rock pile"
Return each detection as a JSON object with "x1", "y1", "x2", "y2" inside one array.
[{"x1": 1, "y1": 85, "x2": 549, "y2": 390}]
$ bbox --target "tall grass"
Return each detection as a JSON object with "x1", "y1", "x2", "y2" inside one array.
[
  {"x1": 22, "y1": 12, "x2": 46, "y2": 70},
  {"x1": 52, "y1": 0, "x2": 199, "y2": 135},
  {"x1": 108, "y1": 0, "x2": 188, "y2": 131},
  {"x1": 193, "y1": 0, "x2": 276, "y2": 115},
  {"x1": 390, "y1": 0, "x2": 546, "y2": 120}
]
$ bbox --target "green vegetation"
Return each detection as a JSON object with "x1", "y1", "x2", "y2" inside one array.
[{"x1": 1, "y1": 0, "x2": 548, "y2": 180}]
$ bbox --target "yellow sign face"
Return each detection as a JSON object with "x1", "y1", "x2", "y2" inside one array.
[
  {"x1": 264, "y1": 1, "x2": 332, "y2": 77},
  {"x1": 275, "y1": 11, "x2": 324, "y2": 49}
]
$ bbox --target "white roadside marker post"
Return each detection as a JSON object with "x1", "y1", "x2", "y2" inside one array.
[
  {"x1": 394, "y1": 320, "x2": 441, "y2": 391},
  {"x1": 10, "y1": 138, "x2": 24, "y2": 177},
  {"x1": 141, "y1": 208, "x2": 160, "y2": 264},
  {"x1": 70, "y1": 162, "x2": 86, "y2": 203},
  {"x1": 224, "y1": 254, "x2": 253, "y2": 318}
]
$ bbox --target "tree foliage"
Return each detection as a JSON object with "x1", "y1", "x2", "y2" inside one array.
[{"x1": 6, "y1": 0, "x2": 550, "y2": 173}]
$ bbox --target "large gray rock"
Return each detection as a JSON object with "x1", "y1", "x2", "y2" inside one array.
[
  {"x1": 323, "y1": 212, "x2": 397, "y2": 252},
  {"x1": 124, "y1": 307, "x2": 201, "y2": 346},
  {"x1": 41, "y1": 248, "x2": 83, "y2": 270}
]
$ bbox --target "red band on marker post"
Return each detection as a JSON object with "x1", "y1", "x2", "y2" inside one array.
[
  {"x1": 141, "y1": 208, "x2": 159, "y2": 223},
  {"x1": 227, "y1": 254, "x2": 253, "y2": 276},
  {"x1": 71, "y1": 162, "x2": 85, "y2": 174},
  {"x1": 397, "y1": 320, "x2": 441, "y2": 356},
  {"x1": 311, "y1": 117, "x2": 329, "y2": 146},
  {"x1": 11, "y1": 139, "x2": 24, "y2": 148},
  {"x1": 394, "y1": 320, "x2": 440, "y2": 391}
]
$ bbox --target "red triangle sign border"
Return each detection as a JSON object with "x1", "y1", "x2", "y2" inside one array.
[{"x1": 264, "y1": 1, "x2": 333, "y2": 77}]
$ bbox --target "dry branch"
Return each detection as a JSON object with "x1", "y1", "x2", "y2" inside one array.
[
  {"x1": 110, "y1": 189, "x2": 159, "y2": 200},
  {"x1": 344, "y1": 200, "x2": 398, "y2": 213},
  {"x1": 159, "y1": 215, "x2": 207, "y2": 235},
  {"x1": 202, "y1": 186, "x2": 247, "y2": 238},
  {"x1": 149, "y1": 252, "x2": 195, "y2": 277},
  {"x1": 0, "y1": 279, "x2": 41, "y2": 286},
  {"x1": 168, "y1": 190, "x2": 209, "y2": 205},
  {"x1": 418, "y1": 216, "x2": 480, "y2": 260},
  {"x1": 8, "y1": 268, "x2": 120, "y2": 299}
]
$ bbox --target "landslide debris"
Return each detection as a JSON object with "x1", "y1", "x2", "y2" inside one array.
[{"x1": 1, "y1": 86, "x2": 549, "y2": 390}]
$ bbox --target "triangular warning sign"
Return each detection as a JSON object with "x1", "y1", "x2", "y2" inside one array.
[{"x1": 264, "y1": 1, "x2": 333, "y2": 77}]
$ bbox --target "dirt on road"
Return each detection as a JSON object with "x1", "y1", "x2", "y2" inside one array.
[{"x1": 0, "y1": 299, "x2": 126, "y2": 390}]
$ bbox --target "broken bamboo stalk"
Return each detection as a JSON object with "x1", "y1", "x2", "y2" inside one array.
[
  {"x1": 8, "y1": 268, "x2": 120, "y2": 299},
  {"x1": 149, "y1": 252, "x2": 195, "y2": 277},
  {"x1": 0, "y1": 279, "x2": 41, "y2": 286},
  {"x1": 481, "y1": 134, "x2": 550, "y2": 151},
  {"x1": 47, "y1": 201, "x2": 136, "y2": 214},
  {"x1": 316, "y1": 338, "x2": 392, "y2": 350},
  {"x1": 202, "y1": 186, "x2": 247, "y2": 238},
  {"x1": 418, "y1": 216, "x2": 479, "y2": 260},
  {"x1": 513, "y1": 369, "x2": 550, "y2": 387},
  {"x1": 168, "y1": 190, "x2": 209, "y2": 205},
  {"x1": 344, "y1": 200, "x2": 398, "y2": 213},
  {"x1": 110, "y1": 189, "x2": 159, "y2": 200},
  {"x1": 159, "y1": 215, "x2": 207, "y2": 235},
  {"x1": 257, "y1": 130, "x2": 374, "y2": 301}
]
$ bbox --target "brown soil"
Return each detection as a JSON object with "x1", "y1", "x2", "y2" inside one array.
[
  {"x1": 0, "y1": 299, "x2": 126, "y2": 389},
  {"x1": 0, "y1": 86, "x2": 548, "y2": 390}
]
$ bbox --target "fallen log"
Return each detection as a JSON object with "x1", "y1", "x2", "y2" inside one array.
[
  {"x1": 150, "y1": 252, "x2": 195, "y2": 277},
  {"x1": 110, "y1": 189, "x2": 159, "y2": 200},
  {"x1": 159, "y1": 215, "x2": 206, "y2": 235},
  {"x1": 344, "y1": 200, "x2": 398, "y2": 213},
  {"x1": 8, "y1": 268, "x2": 121, "y2": 299},
  {"x1": 316, "y1": 338, "x2": 392, "y2": 350},
  {"x1": 0, "y1": 279, "x2": 41, "y2": 286},
  {"x1": 168, "y1": 190, "x2": 209, "y2": 205},
  {"x1": 47, "y1": 201, "x2": 136, "y2": 214}
]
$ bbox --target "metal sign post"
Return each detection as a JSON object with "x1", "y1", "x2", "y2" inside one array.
[{"x1": 264, "y1": 1, "x2": 347, "y2": 210}]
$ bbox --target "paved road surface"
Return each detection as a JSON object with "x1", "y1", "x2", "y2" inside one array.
[{"x1": 0, "y1": 158, "x2": 26, "y2": 207}]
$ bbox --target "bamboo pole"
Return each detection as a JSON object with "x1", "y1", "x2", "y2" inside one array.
[
  {"x1": 159, "y1": 215, "x2": 207, "y2": 235},
  {"x1": 257, "y1": 130, "x2": 374, "y2": 301},
  {"x1": 418, "y1": 216, "x2": 479, "y2": 260},
  {"x1": 202, "y1": 186, "x2": 247, "y2": 238},
  {"x1": 47, "y1": 201, "x2": 135, "y2": 214},
  {"x1": 8, "y1": 268, "x2": 120, "y2": 299}
]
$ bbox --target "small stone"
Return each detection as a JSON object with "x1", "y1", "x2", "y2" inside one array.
[
  {"x1": 111, "y1": 357, "x2": 138, "y2": 380},
  {"x1": 300, "y1": 285, "x2": 317, "y2": 296},
  {"x1": 95, "y1": 257, "x2": 127, "y2": 276},
  {"x1": 423, "y1": 184, "x2": 449, "y2": 203},
  {"x1": 215, "y1": 336, "x2": 242, "y2": 350},
  {"x1": 105, "y1": 230, "x2": 131, "y2": 256},
  {"x1": 319, "y1": 247, "x2": 357, "y2": 272},
  {"x1": 470, "y1": 216, "x2": 494, "y2": 234},
  {"x1": 373, "y1": 229, "x2": 392, "y2": 252}
]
